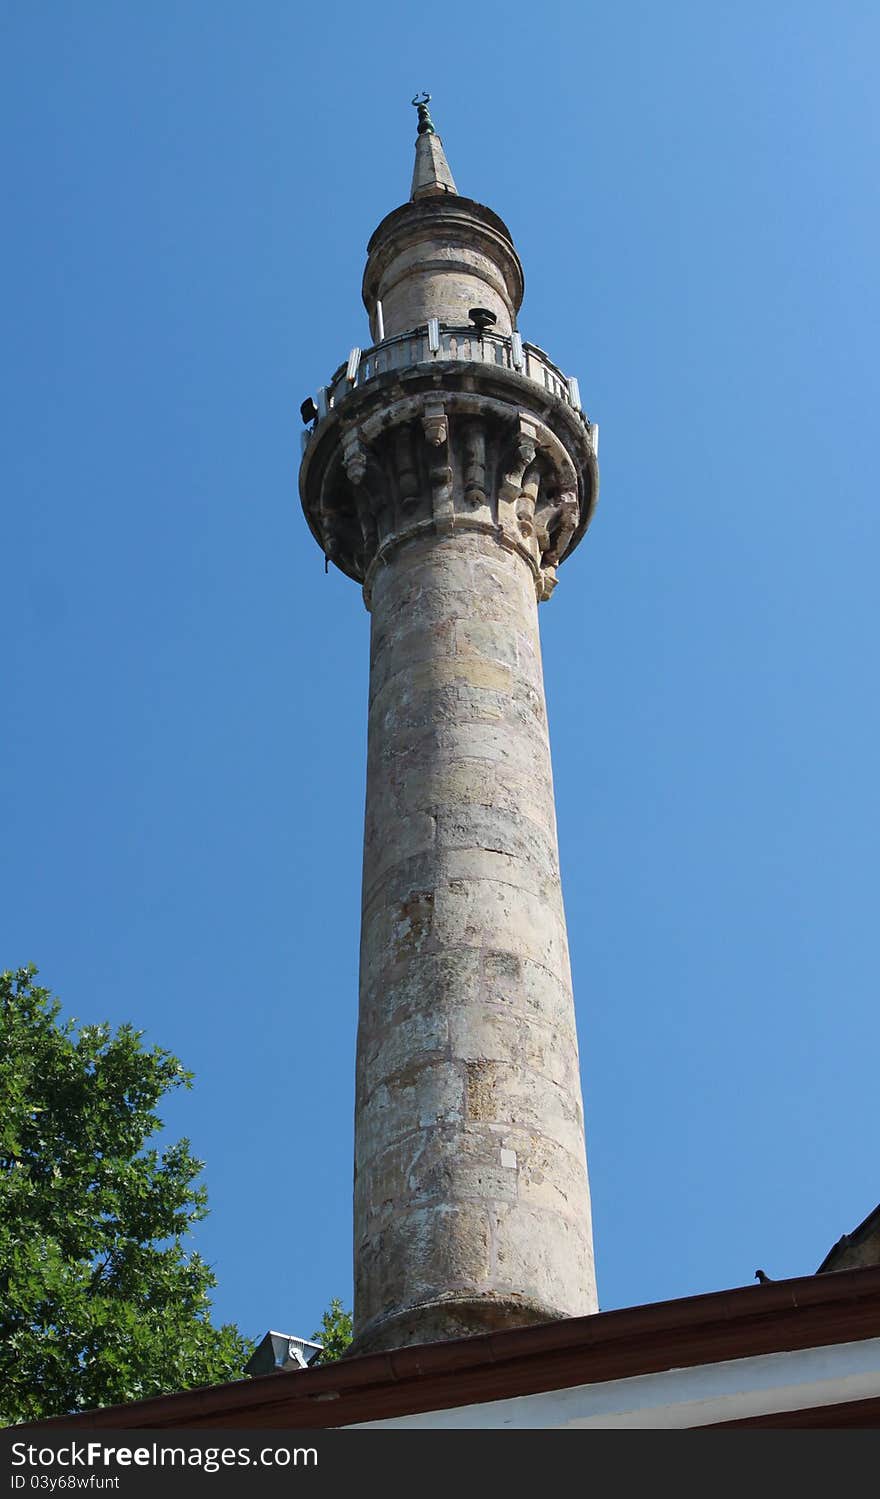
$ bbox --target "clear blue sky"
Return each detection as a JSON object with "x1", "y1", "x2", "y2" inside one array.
[{"x1": 3, "y1": 0, "x2": 878, "y2": 1344}]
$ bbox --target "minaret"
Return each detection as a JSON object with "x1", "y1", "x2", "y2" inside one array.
[{"x1": 299, "y1": 97, "x2": 600, "y2": 1354}]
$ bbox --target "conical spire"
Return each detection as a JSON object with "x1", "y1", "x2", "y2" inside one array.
[{"x1": 410, "y1": 93, "x2": 457, "y2": 200}]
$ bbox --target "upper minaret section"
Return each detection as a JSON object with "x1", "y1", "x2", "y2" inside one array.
[
  {"x1": 299, "y1": 99, "x2": 598, "y2": 603},
  {"x1": 363, "y1": 96, "x2": 524, "y2": 342}
]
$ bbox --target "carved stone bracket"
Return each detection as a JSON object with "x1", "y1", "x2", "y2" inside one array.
[
  {"x1": 342, "y1": 431, "x2": 369, "y2": 488},
  {"x1": 462, "y1": 421, "x2": 487, "y2": 508},
  {"x1": 395, "y1": 426, "x2": 420, "y2": 510},
  {"x1": 341, "y1": 431, "x2": 382, "y2": 570},
  {"x1": 422, "y1": 403, "x2": 448, "y2": 447},
  {"x1": 543, "y1": 490, "x2": 578, "y2": 567},
  {"x1": 423, "y1": 403, "x2": 454, "y2": 530}
]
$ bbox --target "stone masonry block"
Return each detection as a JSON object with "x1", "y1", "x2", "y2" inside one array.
[
  {"x1": 354, "y1": 1203, "x2": 492, "y2": 1321},
  {"x1": 356, "y1": 1004, "x2": 449, "y2": 1109},
  {"x1": 359, "y1": 948, "x2": 483, "y2": 1036},
  {"x1": 447, "y1": 1003, "x2": 581, "y2": 1097},
  {"x1": 492, "y1": 1201, "x2": 597, "y2": 1314},
  {"x1": 356, "y1": 1060, "x2": 466, "y2": 1168},
  {"x1": 462, "y1": 1059, "x2": 584, "y2": 1160},
  {"x1": 355, "y1": 1126, "x2": 521, "y2": 1230}
]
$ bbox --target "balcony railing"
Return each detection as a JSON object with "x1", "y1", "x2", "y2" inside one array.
[{"x1": 302, "y1": 325, "x2": 596, "y2": 450}]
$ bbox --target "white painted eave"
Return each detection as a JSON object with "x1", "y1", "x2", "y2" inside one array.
[{"x1": 349, "y1": 1336, "x2": 880, "y2": 1429}]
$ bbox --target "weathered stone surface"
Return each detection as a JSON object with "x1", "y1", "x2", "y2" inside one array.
[
  {"x1": 363, "y1": 197, "x2": 523, "y2": 340},
  {"x1": 461, "y1": 1058, "x2": 585, "y2": 1158},
  {"x1": 410, "y1": 129, "x2": 458, "y2": 202},
  {"x1": 356, "y1": 1060, "x2": 466, "y2": 1162},
  {"x1": 359, "y1": 874, "x2": 570, "y2": 983},
  {"x1": 355, "y1": 1128, "x2": 520, "y2": 1227},
  {"x1": 447, "y1": 1004, "x2": 582, "y2": 1099},
  {"x1": 359, "y1": 947, "x2": 484, "y2": 1036},
  {"x1": 360, "y1": 754, "x2": 558, "y2": 841},
  {"x1": 378, "y1": 721, "x2": 552, "y2": 786},
  {"x1": 438, "y1": 801, "x2": 558, "y2": 871},
  {"x1": 355, "y1": 1005, "x2": 450, "y2": 1110},
  {"x1": 353, "y1": 527, "x2": 596, "y2": 1352},
  {"x1": 361, "y1": 844, "x2": 564, "y2": 925},
  {"x1": 354, "y1": 1126, "x2": 590, "y2": 1236},
  {"x1": 368, "y1": 651, "x2": 515, "y2": 711},
  {"x1": 481, "y1": 950, "x2": 578, "y2": 1026},
  {"x1": 493, "y1": 1200, "x2": 596, "y2": 1310},
  {"x1": 354, "y1": 1203, "x2": 493, "y2": 1333}
]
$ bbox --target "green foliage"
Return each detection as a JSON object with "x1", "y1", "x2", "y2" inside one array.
[
  {"x1": 0, "y1": 966, "x2": 253, "y2": 1425},
  {"x1": 311, "y1": 1298, "x2": 353, "y2": 1363}
]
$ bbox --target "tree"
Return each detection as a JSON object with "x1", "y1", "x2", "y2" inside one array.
[
  {"x1": 0, "y1": 966, "x2": 252, "y2": 1424},
  {"x1": 311, "y1": 1298, "x2": 353, "y2": 1363}
]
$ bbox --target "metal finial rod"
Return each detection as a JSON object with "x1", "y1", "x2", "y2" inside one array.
[{"x1": 411, "y1": 91, "x2": 435, "y2": 136}]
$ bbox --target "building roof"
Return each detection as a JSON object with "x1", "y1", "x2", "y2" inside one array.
[
  {"x1": 21, "y1": 1264, "x2": 880, "y2": 1431},
  {"x1": 818, "y1": 1202, "x2": 880, "y2": 1275}
]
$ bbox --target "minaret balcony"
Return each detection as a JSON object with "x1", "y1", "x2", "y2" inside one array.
[{"x1": 302, "y1": 325, "x2": 596, "y2": 453}]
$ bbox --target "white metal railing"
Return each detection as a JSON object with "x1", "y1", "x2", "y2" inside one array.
[{"x1": 301, "y1": 326, "x2": 595, "y2": 450}]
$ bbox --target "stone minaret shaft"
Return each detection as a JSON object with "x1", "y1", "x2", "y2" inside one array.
[{"x1": 300, "y1": 102, "x2": 599, "y2": 1354}]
